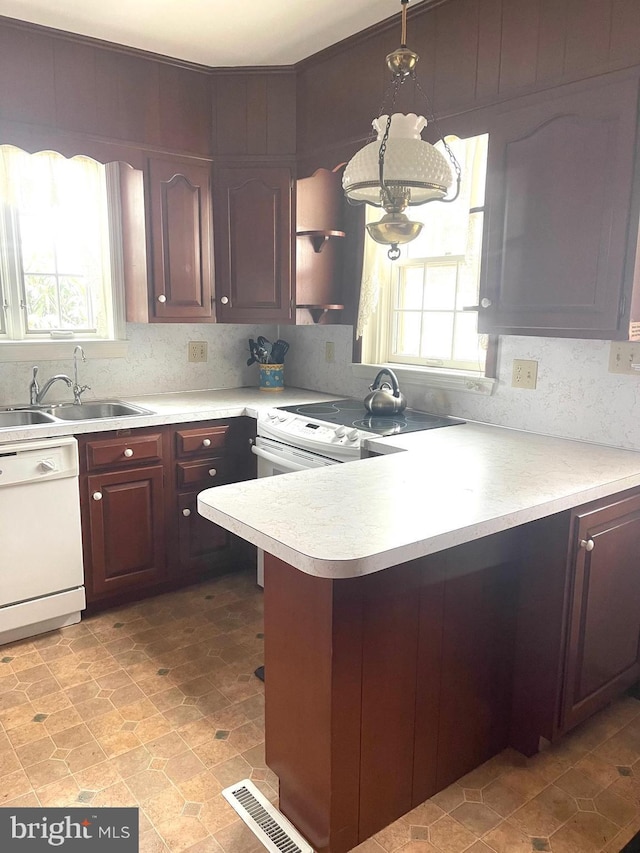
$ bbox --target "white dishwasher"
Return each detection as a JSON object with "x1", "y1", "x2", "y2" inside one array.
[{"x1": 0, "y1": 435, "x2": 85, "y2": 646}]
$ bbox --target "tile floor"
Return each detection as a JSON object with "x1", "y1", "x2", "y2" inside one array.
[{"x1": 1, "y1": 568, "x2": 640, "y2": 853}]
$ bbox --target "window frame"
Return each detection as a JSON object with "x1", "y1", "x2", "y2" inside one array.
[{"x1": 0, "y1": 149, "x2": 128, "y2": 361}]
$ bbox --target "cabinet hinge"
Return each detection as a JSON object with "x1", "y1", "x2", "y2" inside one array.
[{"x1": 619, "y1": 292, "x2": 628, "y2": 320}]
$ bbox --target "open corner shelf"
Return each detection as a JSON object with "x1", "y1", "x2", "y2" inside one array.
[
  {"x1": 296, "y1": 304, "x2": 345, "y2": 323},
  {"x1": 296, "y1": 230, "x2": 346, "y2": 253}
]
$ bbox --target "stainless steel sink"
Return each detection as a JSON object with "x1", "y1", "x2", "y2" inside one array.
[
  {"x1": 0, "y1": 410, "x2": 58, "y2": 427},
  {"x1": 43, "y1": 401, "x2": 153, "y2": 420}
]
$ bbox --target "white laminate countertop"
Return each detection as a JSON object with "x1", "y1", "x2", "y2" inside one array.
[
  {"x1": 197, "y1": 422, "x2": 640, "y2": 579},
  {"x1": 0, "y1": 387, "x2": 341, "y2": 444}
]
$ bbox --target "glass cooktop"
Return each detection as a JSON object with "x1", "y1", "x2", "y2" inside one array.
[{"x1": 278, "y1": 398, "x2": 465, "y2": 437}]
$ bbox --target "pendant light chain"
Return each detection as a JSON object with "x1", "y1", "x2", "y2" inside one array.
[
  {"x1": 414, "y1": 76, "x2": 462, "y2": 203},
  {"x1": 377, "y1": 75, "x2": 404, "y2": 208}
]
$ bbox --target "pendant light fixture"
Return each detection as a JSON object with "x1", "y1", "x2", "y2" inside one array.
[{"x1": 342, "y1": 0, "x2": 461, "y2": 260}]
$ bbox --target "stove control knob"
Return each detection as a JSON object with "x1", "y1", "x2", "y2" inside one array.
[
  {"x1": 278, "y1": 414, "x2": 287, "y2": 422},
  {"x1": 267, "y1": 412, "x2": 277, "y2": 421},
  {"x1": 347, "y1": 429, "x2": 360, "y2": 441},
  {"x1": 335, "y1": 426, "x2": 347, "y2": 438}
]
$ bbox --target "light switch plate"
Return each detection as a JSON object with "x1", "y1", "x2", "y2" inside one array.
[
  {"x1": 512, "y1": 359, "x2": 538, "y2": 390},
  {"x1": 609, "y1": 342, "x2": 640, "y2": 375}
]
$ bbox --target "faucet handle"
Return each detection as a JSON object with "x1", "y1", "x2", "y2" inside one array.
[
  {"x1": 29, "y1": 366, "x2": 40, "y2": 405},
  {"x1": 73, "y1": 383, "x2": 91, "y2": 405}
]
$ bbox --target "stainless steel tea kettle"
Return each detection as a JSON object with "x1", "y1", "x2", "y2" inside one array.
[{"x1": 364, "y1": 368, "x2": 407, "y2": 416}]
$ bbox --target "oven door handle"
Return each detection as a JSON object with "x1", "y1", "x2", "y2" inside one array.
[{"x1": 251, "y1": 444, "x2": 310, "y2": 473}]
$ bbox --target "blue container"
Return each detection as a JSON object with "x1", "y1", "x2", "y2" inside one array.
[{"x1": 259, "y1": 363, "x2": 284, "y2": 391}]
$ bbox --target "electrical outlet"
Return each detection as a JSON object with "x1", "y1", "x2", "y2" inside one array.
[
  {"x1": 609, "y1": 342, "x2": 640, "y2": 375},
  {"x1": 188, "y1": 341, "x2": 208, "y2": 363},
  {"x1": 512, "y1": 358, "x2": 538, "y2": 390},
  {"x1": 325, "y1": 341, "x2": 335, "y2": 363}
]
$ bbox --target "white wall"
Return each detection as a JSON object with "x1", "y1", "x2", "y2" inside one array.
[
  {"x1": 0, "y1": 323, "x2": 276, "y2": 406},
  {"x1": 284, "y1": 325, "x2": 640, "y2": 452}
]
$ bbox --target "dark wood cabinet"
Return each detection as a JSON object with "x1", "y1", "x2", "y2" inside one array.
[
  {"x1": 79, "y1": 431, "x2": 166, "y2": 603},
  {"x1": 176, "y1": 491, "x2": 231, "y2": 577},
  {"x1": 213, "y1": 164, "x2": 294, "y2": 323},
  {"x1": 295, "y1": 168, "x2": 347, "y2": 325},
  {"x1": 167, "y1": 418, "x2": 256, "y2": 581},
  {"x1": 146, "y1": 156, "x2": 214, "y2": 321},
  {"x1": 561, "y1": 491, "x2": 640, "y2": 732},
  {"x1": 479, "y1": 72, "x2": 640, "y2": 339},
  {"x1": 79, "y1": 419, "x2": 256, "y2": 608}
]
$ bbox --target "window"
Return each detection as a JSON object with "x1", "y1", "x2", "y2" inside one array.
[
  {"x1": 358, "y1": 134, "x2": 491, "y2": 377},
  {"x1": 0, "y1": 146, "x2": 124, "y2": 347}
]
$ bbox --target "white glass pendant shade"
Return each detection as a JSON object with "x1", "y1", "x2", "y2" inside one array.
[{"x1": 343, "y1": 113, "x2": 453, "y2": 205}]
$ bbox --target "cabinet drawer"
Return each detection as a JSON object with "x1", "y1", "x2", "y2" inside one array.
[
  {"x1": 176, "y1": 425, "x2": 230, "y2": 457},
  {"x1": 176, "y1": 456, "x2": 234, "y2": 488},
  {"x1": 84, "y1": 433, "x2": 164, "y2": 471}
]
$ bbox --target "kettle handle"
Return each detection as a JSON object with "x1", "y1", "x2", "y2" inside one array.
[{"x1": 370, "y1": 367, "x2": 402, "y2": 398}]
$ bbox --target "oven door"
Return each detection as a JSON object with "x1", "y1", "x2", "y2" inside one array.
[
  {"x1": 252, "y1": 435, "x2": 339, "y2": 585},
  {"x1": 252, "y1": 435, "x2": 339, "y2": 475}
]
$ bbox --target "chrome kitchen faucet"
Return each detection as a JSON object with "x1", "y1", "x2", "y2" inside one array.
[
  {"x1": 72, "y1": 345, "x2": 90, "y2": 403},
  {"x1": 29, "y1": 366, "x2": 73, "y2": 405}
]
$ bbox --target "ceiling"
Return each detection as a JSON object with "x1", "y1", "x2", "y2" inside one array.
[{"x1": 0, "y1": 0, "x2": 406, "y2": 66}]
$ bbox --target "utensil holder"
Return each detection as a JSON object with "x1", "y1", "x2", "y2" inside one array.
[{"x1": 259, "y1": 364, "x2": 284, "y2": 391}]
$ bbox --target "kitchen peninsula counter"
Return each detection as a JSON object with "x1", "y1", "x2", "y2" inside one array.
[
  {"x1": 197, "y1": 421, "x2": 640, "y2": 577},
  {"x1": 197, "y1": 422, "x2": 640, "y2": 853}
]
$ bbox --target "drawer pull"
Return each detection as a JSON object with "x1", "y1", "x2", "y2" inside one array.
[
  {"x1": 93, "y1": 491, "x2": 103, "y2": 501},
  {"x1": 182, "y1": 508, "x2": 191, "y2": 517},
  {"x1": 580, "y1": 538, "x2": 595, "y2": 551},
  {"x1": 208, "y1": 468, "x2": 217, "y2": 477},
  {"x1": 123, "y1": 448, "x2": 134, "y2": 458},
  {"x1": 202, "y1": 439, "x2": 211, "y2": 448}
]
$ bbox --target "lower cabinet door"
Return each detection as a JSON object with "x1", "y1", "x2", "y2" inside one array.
[
  {"x1": 85, "y1": 465, "x2": 165, "y2": 600},
  {"x1": 561, "y1": 492, "x2": 640, "y2": 732},
  {"x1": 177, "y1": 491, "x2": 232, "y2": 576}
]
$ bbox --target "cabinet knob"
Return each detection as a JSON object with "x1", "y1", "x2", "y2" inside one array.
[
  {"x1": 580, "y1": 538, "x2": 595, "y2": 551},
  {"x1": 182, "y1": 508, "x2": 191, "y2": 517},
  {"x1": 220, "y1": 296, "x2": 229, "y2": 305},
  {"x1": 248, "y1": 438, "x2": 254, "y2": 446},
  {"x1": 123, "y1": 448, "x2": 134, "y2": 458},
  {"x1": 480, "y1": 297, "x2": 492, "y2": 308},
  {"x1": 202, "y1": 438, "x2": 211, "y2": 448},
  {"x1": 157, "y1": 294, "x2": 167, "y2": 303},
  {"x1": 93, "y1": 491, "x2": 103, "y2": 501},
  {"x1": 208, "y1": 468, "x2": 217, "y2": 477}
]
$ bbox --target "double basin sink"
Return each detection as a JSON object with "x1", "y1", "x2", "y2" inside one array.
[{"x1": 0, "y1": 401, "x2": 154, "y2": 428}]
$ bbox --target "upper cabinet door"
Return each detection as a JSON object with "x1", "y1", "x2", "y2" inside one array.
[
  {"x1": 214, "y1": 164, "x2": 294, "y2": 324},
  {"x1": 479, "y1": 74, "x2": 640, "y2": 339},
  {"x1": 147, "y1": 157, "x2": 213, "y2": 321}
]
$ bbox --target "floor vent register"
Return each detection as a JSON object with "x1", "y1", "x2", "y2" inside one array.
[{"x1": 222, "y1": 779, "x2": 314, "y2": 853}]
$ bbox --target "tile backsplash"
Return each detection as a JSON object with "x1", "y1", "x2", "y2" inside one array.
[
  {"x1": 3, "y1": 321, "x2": 639, "y2": 454},
  {"x1": 284, "y1": 324, "x2": 640, "y2": 452},
  {"x1": 0, "y1": 323, "x2": 277, "y2": 406}
]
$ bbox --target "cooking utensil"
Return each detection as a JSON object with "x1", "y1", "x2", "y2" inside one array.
[
  {"x1": 256, "y1": 336, "x2": 272, "y2": 363},
  {"x1": 364, "y1": 368, "x2": 407, "y2": 416},
  {"x1": 271, "y1": 340, "x2": 290, "y2": 363},
  {"x1": 247, "y1": 339, "x2": 258, "y2": 366}
]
